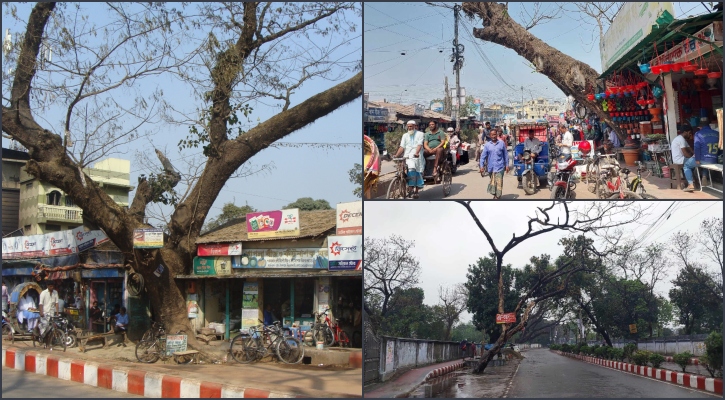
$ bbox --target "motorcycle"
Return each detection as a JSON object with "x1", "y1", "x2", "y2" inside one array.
[
  {"x1": 549, "y1": 147, "x2": 578, "y2": 199},
  {"x1": 57, "y1": 313, "x2": 78, "y2": 348}
]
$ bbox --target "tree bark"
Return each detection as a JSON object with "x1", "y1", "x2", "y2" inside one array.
[
  {"x1": 578, "y1": 298, "x2": 613, "y2": 346},
  {"x1": 462, "y1": 2, "x2": 627, "y2": 142}
]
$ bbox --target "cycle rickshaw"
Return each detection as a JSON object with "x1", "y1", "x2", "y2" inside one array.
[{"x1": 512, "y1": 121, "x2": 550, "y2": 194}]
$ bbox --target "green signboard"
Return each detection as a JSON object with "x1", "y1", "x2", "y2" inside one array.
[{"x1": 193, "y1": 256, "x2": 232, "y2": 276}]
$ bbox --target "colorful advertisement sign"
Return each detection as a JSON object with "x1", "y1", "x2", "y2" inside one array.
[
  {"x1": 242, "y1": 282, "x2": 259, "y2": 308},
  {"x1": 327, "y1": 235, "x2": 362, "y2": 271},
  {"x1": 336, "y1": 201, "x2": 362, "y2": 235},
  {"x1": 600, "y1": 2, "x2": 675, "y2": 71},
  {"x1": 197, "y1": 243, "x2": 242, "y2": 256},
  {"x1": 73, "y1": 227, "x2": 109, "y2": 252},
  {"x1": 496, "y1": 313, "x2": 516, "y2": 324},
  {"x1": 246, "y1": 209, "x2": 300, "y2": 239},
  {"x1": 2, "y1": 228, "x2": 110, "y2": 259},
  {"x1": 21, "y1": 234, "x2": 46, "y2": 258},
  {"x1": 242, "y1": 309, "x2": 259, "y2": 330},
  {"x1": 133, "y1": 228, "x2": 164, "y2": 249},
  {"x1": 193, "y1": 256, "x2": 232, "y2": 276},
  {"x1": 47, "y1": 230, "x2": 76, "y2": 256},
  {"x1": 649, "y1": 22, "x2": 723, "y2": 65},
  {"x1": 233, "y1": 248, "x2": 328, "y2": 269}
]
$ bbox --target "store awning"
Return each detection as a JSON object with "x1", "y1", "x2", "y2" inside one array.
[
  {"x1": 175, "y1": 269, "x2": 362, "y2": 279},
  {"x1": 599, "y1": 11, "x2": 723, "y2": 79}
]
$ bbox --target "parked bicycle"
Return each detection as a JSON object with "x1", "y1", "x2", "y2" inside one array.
[
  {"x1": 135, "y1": 321, "x2": 193, "y2": 364},
  {"x1": 310, "y1": 308, "x2": 349, "y2": 347},
  {"x1": 32, "y1": 316, "x2": 67, "y2": 352},
  {"x1": 229, "y1": 320, "x2": 303, "y2": 364},
  {"x1": 625, "y1": 161, "x2": 657, "y2": 199},
  {"x1": 386, "y1": 157, "x2": 411, "y2": 199}
]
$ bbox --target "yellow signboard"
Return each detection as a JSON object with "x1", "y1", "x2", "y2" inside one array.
[{"x1": 629, "y1": 324, "x2": 638, "y2": 334}]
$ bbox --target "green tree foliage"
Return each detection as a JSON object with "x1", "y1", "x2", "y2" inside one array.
[
  {"x1": 380, "y1": 287, "x2": 443, "y2": 339},
  {"x1": 464, "y1": 254, "x2": 520, "y2": 343},
  {"x1": 203, "y1": 202, "x2": 257, "y2": 232},
  {"x1": 702, "y1": 331, "x2": 723, "y2": 378},
  {"x1": 282, "y1": 197, "x2": 333, "y2": 211},
  {"x1": 649, "y1": 353, "x2": 665, "y2": 368},
  {"x1": 459, "y1": 95, "x2": 479, "y2": 118},
  {"x1": 348, "y1": 163, "x2": 363, "y2": 198},
  {"x1": 669, "y1": 265, "x2": 722, "y2": 334},
  {"x1": 590, "y1": 276, "x2": 659, "y2": 340},
  {"x1": 450, "y1": 323, "x2": 485, "y2": 343}
]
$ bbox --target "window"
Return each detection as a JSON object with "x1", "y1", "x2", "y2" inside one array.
[
  {"x1": 45, "y1": 224, "x2": 61, "y2": 232},
  {"x1": 47, "y1": 190, "x2": 61, "y2": 206},
  {"x1": 25, "y1": 182, "x2": 33, "y2": 190},
  {"x1": 65, "y1": 197, "x2": 75, "y2": 207},
  {"x1": 23, "y1": 225, "x2": 31, "y2": 234}
]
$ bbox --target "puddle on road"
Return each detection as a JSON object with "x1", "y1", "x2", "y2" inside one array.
[{"x1": 408, "y1": 368, "x2": 508, "y2": 398}]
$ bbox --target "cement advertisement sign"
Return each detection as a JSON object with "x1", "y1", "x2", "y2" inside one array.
[
  {"x1": 328, "y1": 235, "x2": 362, "y2": 271},
  {"x1": 336, "y1": 201, "x2": 362, "y2": 235}
]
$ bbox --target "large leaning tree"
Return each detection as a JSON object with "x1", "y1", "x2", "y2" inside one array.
[
  {"x1": 461, "y1": 2, "x2": 629, "y2": 142},
  {"x1": 456, "y1": 201, "x2": 646, "y2": 373},
  {"x1": 2, "y1": 2, "x2": 361, "y2": 352}
]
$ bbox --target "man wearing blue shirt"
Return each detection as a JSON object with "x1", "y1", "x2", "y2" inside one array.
[
  {"x1": 694, "y1": 122, "x2": 721, "y2": 186},
  {"x1": 114, "y1": 307, "x2": 129, "y2": 333},
  {"x1": 263, "y1": 304, "x2": 278, "y2": 326},
  {"x1": 480, "y1": 128, "x2": 510, "y2": 199}
]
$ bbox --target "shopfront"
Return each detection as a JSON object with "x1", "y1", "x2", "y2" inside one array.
[{"x1": 179, "y1": 209, "x2": 363, "y2": 347}]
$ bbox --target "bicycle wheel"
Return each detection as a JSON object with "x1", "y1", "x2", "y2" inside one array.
[
  {"x1": 276, "y1": 337, "x2": 304, "y2": 364},
  {"x1": 386, "y1": 176, "x2": 406, "y2": 199},
  {"x1": 49, "y1": 328, "x2": 67, "y2": 352},
  {"x1": 608, "y1": 191, "x2": 642, "y2": 200},
  {"x1": 2, "y1": 324, "x2": 13, "y2": 343},
  {"x1": 65, "y1": 331, "x2": 77, "y2": 348},
  {"x1": 337, "y1": 330, "x2": 350, "y2": 348},
  {"x1": 442, "y1": 163, "x2": 452, "y2": 197},
  {"x1": 313, "y1": 325, "x2": 335, "y2": 347},
  {"x1": 135, "y1": 340, "x2": 160, "y2": 363},
  {"x1": 230, "y1": 335, "x2": 258, "y2": 364}
]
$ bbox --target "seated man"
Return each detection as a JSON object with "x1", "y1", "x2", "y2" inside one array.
[
  {"x1": 18, "y1": 292, "x2": 39, "y2": 332},
  {"x1": 519, "y1": 130, "x2": 543, "y2": 187},
  {"x1": 263, "y1": 304, "x2": 278, "y2": 326},
  {"x1": 694, "y1": 120, "x2": 721, "y2": 186},
  {"x1": 423, "y1": 121, "x2": 447, "y2": 182},
  {"x1": 671, "y1": 124, "x2": 696, "y2": 192},
  {"x1": 113, "y1": 306, "x2": 128, "y2": 334}
]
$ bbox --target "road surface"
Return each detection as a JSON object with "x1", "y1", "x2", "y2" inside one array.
[
  {"x1": 507, "y1": 349, "x2": 716, "y2": 398},
  {"x1": 2, "y1": 368, "x2": 142, "y2": 398}
]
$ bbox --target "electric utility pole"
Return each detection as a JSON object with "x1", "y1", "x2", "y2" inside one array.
[{"x1": 452, "y1": 4, "x2": 464, "y2": 128}]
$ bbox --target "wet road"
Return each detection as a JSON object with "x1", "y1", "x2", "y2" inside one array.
[{"x1": 508, "y1": 349, "x2": 716, "y2": 398}]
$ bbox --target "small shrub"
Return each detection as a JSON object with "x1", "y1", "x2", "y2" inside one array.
[
  {"x1": 672, "y1": 351, "x2": 693, "y2": 372},
  {"x1": 561, "y1": 344, "x2": 572, "y2": 353},
  {"x1": 579, "y1": 345, "x2": 590, "y2": 355},
  {"x1": 704, "y1": 331, "x2": 723, "y2": 378},
  {"x1": 631, "y1": 350, "x2": 650, "y2": 366},
  {"x1": 623, "y1": 343, "x2": 638, "y2": 361},
  {"x1": 593, "y1": 346, "x2": 605, "y2": 358},
  {"x1": 611, "y1": 347, "x2": 625, "y2": 361},
  {"x1": 649, "y1": 353, "x2": 665, "y2": 368}
]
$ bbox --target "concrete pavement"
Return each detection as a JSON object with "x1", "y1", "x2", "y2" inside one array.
[
  {"x1": 363, "y1": 359, "x2": 464, "y2": 398},
  {"x1": 3, "y1": 345, "x2": 361, "y2": 398},
  {"x1": 2, "y1": 367, "x2": 142, "y2": 398}
]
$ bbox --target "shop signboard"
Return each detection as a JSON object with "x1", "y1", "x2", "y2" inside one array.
[
  {"x1": 327, "y1": 235, "x2": 362, "y2": 271},
  {"x1": 1, "y1": 236, "x2": 22, "y2": 259},
  {"x1": 46, "y1": 230, "x2": 75, "y2": 256},
  {"x1": 242, "y1": 309, "x2": 258, "y2": 330},
  {"x1": 430, "y1": 101, "x2": 444, "y2": 112},
  {"x1": 21, "y1": 234, "x2": 46, "y2": 258},
  {"x1": 246, "y1": 209, "x2": 300, "y2": 239},
  {"x1": 133, "y1": 228, "x2": 164, "y2": 249},
  {"x1": 649, "y1": 22, "x2": 723, "y2": 65},
  {"x1": 336, "y1": 201, "x2": 362, "y2": 235},
  {"x1": 317, "y1": 277, "x2": 330, "y2": 314},
  {"x1": 496, "y1": 313, "x2": 516, "y2": 324},
  {"x1": 233, "y1": 248, "x2": 328, "y2": 269},
  {"x1": 193, "y1": 256, "x2": 232, "y2": 276},
  {"x1": 165, "y1": 334, "x2": 187, "y2": 356},
  {"x1": 73, "y1": 227, "x2": 109, "y2": 252},
  {"x1": 197, "y1": 243, "x2": 242, "y2": 256},
  {"x1": 629, "y1": 324, "x2": 638, "y2": 334},
  {"x1": 600, "y1": 2, "x2": 674, "y2": 72},
  {"x1": 366, "y1": 107, "x2": 389, "y2": 123}
]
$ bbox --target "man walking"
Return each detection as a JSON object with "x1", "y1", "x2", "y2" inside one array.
[
  {"x1": 481, "y1": 128, "x2": 510, "y2": 199},
  {"x1": 671, "y1": 125, "x2": 697, "y2": 192}
]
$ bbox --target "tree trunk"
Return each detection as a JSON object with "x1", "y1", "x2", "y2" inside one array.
[
  {"x1": 462, "y1": 2, "x2": 627, "y2": 142},
  {"x1": 578, "y1": 299, "x2": 612, "y2": 347}
]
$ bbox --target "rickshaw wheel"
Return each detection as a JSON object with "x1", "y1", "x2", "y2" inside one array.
[{"x1": 442, "y1": 163, "x2": 452, "y2": 197}]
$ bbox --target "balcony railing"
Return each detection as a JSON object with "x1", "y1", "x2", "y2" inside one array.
[{"x1": 38, "y1": 205, "x2": 83, "y2": 223}]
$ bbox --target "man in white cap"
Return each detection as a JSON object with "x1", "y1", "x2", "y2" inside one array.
[
  {"x1": 394, "y1": 121, "x2": 425, "y2": 198},
  {"x1": 447, "y1": 127, "x2": 461, "y2": 168}
]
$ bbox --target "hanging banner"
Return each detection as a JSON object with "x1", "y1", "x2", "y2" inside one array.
[
  {"x1": 317, "y1": 277, "x2": 330, "y2": 314},
  {"x1": 600, "y1": 2, "x2": 675, "y2": 71},
  {"x1": 1, "y1": 236, "x2": 23, "y2": 259},
  {"x1": 46, "y1": 230, "x2": 76, "y2": 256},
  {"x1": 21, "y1": 234, "x2": 47, "y2": 258},
  {"x1": 327, "y1": 235, "x2": 362, "y2": 271},
  {"x1": 72, "y1": 227, "x2": 109, "y2": 252},
  {"x1": 649, "y1": 22, "x2": 723, "y2": 65},
  {"x1": 233, "y1": 248, "x2": 328, "y2": 269},
  {"x1": 193, "y1": 256, "x2": 232, "y2": 276},
  {"x1": 242, "y1": 309, "x2": 259, "y2": 330},
  {"x1": 242, "y1": 282, "x2": 259, "y2": 308},
  {"x1": 246, "y1": 209, "x2": 300, "y2": 239},
  {"x1": 133, "y1": 228, "x2": 164, "y2": 249},
  {"x1": 197, "y1": 243, "x2": 242, "y2": 256},
  {"x1": 336, "y1": 201, "x2": 362, "y2": 235}
]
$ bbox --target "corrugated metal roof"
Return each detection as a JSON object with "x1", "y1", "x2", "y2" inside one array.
[
  {"x1": 196, "y1": 209, "x2": 336, "y2": 244},
  {"x1": 368, "y1": 101, "x2": 452, "y2": 122}
]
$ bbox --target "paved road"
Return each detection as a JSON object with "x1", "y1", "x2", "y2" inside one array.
[
  {"x1": 2, "y1": 368, "x2": 142, "y2": 398},
  {"x1": 508, "y1": 349, "x2": 715, "y2": 398}
]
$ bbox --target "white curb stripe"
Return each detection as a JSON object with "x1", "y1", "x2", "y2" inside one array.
[
  {"x1": 112, "y1": 369, "x2": 128, "y2": 393},
  {"x1": 144, "y1": 372, "x2": 164, "y2": 398},
  {"x1": 58, "y1": 359, "x2": 71, "y2": 381},
  {"x1": 84, "y1": 362, "x2": 98, "y2": 386},
  {"x1": 221, "y1": 385, "x2": 246, "y2": 398}
]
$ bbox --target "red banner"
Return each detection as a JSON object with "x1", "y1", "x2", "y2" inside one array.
[
  {"x1": 197, "y1": 243, "x2": 242, "y2": 256},
  {"x1": 496, "y1": 313, "x2": 516, "y2": 324}
]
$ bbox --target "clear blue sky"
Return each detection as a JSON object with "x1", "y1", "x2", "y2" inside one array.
[
  {"x1": 364, "y1": 2, "x2": 711, "y2": 106},
  {"x1": 2, "y1": 3, "x2": 362, "y2": 225}
]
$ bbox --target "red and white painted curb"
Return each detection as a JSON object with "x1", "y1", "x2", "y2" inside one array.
[
  {"x1": 552, "y1": 350, "x2": 722, "y2": 395},
  {"x1": 424, "y1": 361, "x2": 465, "y2": 381},
  {"x1": 664, "y1": 355, "x2": 700, "y2": 365},
  {"x1": 2, "y1": 346, "x2": 329, "y2": 398}
]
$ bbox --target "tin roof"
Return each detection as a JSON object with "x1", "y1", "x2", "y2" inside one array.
[
  {"x1": 196, "y1": 209, "x2": 337, "y2": 244},
  {"x1": 368, "y1": 101, "x2": 452, "y2": 122}
]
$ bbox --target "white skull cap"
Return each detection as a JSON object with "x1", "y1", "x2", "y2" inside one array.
[{"x1": 406, "y1": 120, "x2": 416, "y2": 125}]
